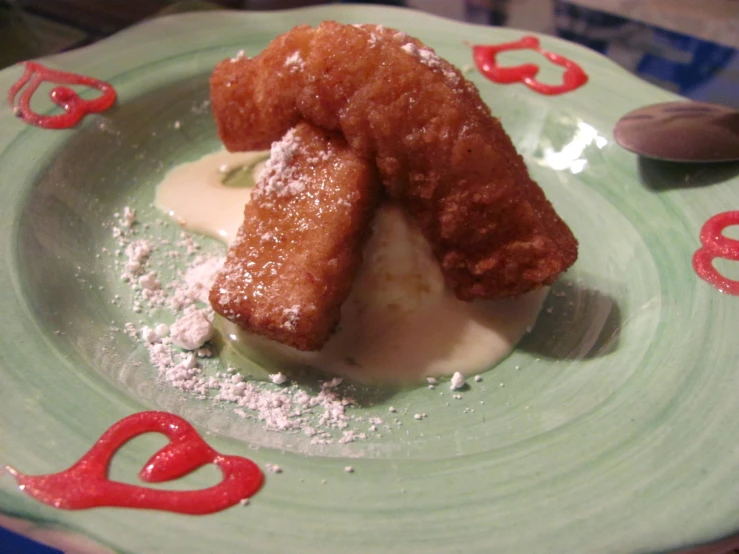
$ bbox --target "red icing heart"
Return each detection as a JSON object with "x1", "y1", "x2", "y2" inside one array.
[
  {"x1": 692, "y1": 211, "x2": 739, "y2": 296},
  {"x1": 6, "y1": 411, "x2": 264, "y2": 514},
  {"x1": 8, "y1": 61, "x2": 117, "y2": 129},
  {"x1": 472, "y1": 36, "x2": 588, "y2": 95}
]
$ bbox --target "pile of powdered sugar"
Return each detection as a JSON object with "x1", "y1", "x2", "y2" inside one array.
[
  {"x1": 108, "y1": 207, "x2": 390, "y2": 445},
  {"x1": 252, "y1": 127, "x2": 308, "y2": 200}
]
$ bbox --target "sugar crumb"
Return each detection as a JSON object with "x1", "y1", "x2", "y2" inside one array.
[
  {"x1": 450, "y1": 371, "x2": 465, "y2": 390},
  {"x1": 252, "y1": 128, "x2": 309, "y2": 200},
  {"x1": 284, "y1": 51, "x2": 305, "y2": 73},
  {"x1": 269, "y1": 372, "x2": 288, "y2": 385},
  {"x1": 282, "y1": 305, "x2": 301, "y2": 331},
  {"x1": 230, "y1": 49, "x2": 246, "y2": 62},
  {"x1": 170, "y1": 310, "x2": 213, "y2": 350}
]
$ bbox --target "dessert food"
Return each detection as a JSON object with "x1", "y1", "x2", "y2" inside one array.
[
  {"x1": 209, "y1": 121, "x2": 380, "y2": 351},
  {"x1": 210, "y1": 21, "x2": 578, "y2": 302}
]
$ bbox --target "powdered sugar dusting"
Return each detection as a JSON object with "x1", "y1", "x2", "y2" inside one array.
[
  {"x1": 122, "y1": 240, "x2": 152, "y2": 281},
  {"x1": 269, "y1": 372, "x2": 288, "y2": 385},
  {"x1": 252, "y1": 128, "x2": 308, "y2": 199},
  {"x1": 170, "y1": 256, "x2": 224, "y2": 310},
  {"x1": 400, "y1": 42, "x2": 460, "y2": 84},
  {"x1": 170, "y1": 309, "x2": 213, "y2": 350},
  {"x1": 230, "y1": 49, "x2": 247, "y2": 63},
  {"x1": 284, "y1": 51, "x2": 305, "y2": 73},
  {"x1": 282, "y1": 305, "x2": 301, "y2": 331},
  {"x1": 450, "y1": 371, "x2": 466, "y2": 390},
  {"x1": 106, "y1": 205, "x2": 385, "y2": 448}
]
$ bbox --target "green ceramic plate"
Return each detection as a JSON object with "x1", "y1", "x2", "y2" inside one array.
[{"x1": 1, "y1": 5, "x2": 738, "y2": 554}]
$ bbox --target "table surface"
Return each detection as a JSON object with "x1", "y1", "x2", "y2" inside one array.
[{"x1": 564, "y1": 0, "x2": 739, "y2": 48}]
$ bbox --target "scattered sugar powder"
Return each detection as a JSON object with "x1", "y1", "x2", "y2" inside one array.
[
  {"x1": 230, "y1": 49, "x2": 246, "y2": 62},
  {"x1": 269, "y1": 372, "x2": 288, "y2": 385},
  {"x1": 265, "y1": 463, "x2": 282, "y2": 474},
  {"x1": 170, "y1": 255, "x2": 225, "y2": 310},
  {"x1": 120, "y1": 207, "x2": 136, "y2": 228},
  {"x1": 284, "y1": 51, "x2": 305, "y2": 72},
  {"x1": 170, "y1": 309, "x2": 214, "y2": 350},
  {"x1": 252, "y1": 128, "x2": 308, "y2": 199},
  {"x1": 450, "y1": 371, "x2": 466, "y2": 390},
  {"x1": 106, "y1": 206, "x2": 382, "y2": 446},
  {"x1": 282, "y1": 305, "x2": 301, "y2": 331},
  {"x1": 400, "y1": 42, "x2": 460, "y2": 85},
  {"x1": 122, "y1": 240, "x2": 152, "y2": 280}
]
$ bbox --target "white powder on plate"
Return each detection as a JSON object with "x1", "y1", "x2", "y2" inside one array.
[
  {"x1": 107, "y1": 207, "x2": 385, "y2": 445},
  {"x1": 170, "y1": 310, "x2": 214, "y2": 350},
  {"x1": 269, "y1": 372, "x2": 288, "y2": 385},
  {"x1": 265, "y1": 463, "x2": 282, "y2": 474},
  {"x1": 450, "y1": 371, "x2": 465, "y2": 390}
]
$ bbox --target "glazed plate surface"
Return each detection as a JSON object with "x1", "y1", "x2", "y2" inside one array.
[{"x1": 1, "y1": 5, "x2": 738, "y2": 554}]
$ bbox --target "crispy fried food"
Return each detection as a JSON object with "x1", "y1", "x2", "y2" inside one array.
[
  {"x1": 211, "y1": 21, "x2": 578, "y2": 301},
  {"x1": 209, "y1": 121, "x2": 380, "y2": 351}
]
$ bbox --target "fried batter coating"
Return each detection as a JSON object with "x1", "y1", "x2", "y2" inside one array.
[
  {"x1": 209, "y1": 121, "x2": 380, "y2": 351},
  {"x1": 211, "y1": 21, "x2": 577, "y2": 300}
]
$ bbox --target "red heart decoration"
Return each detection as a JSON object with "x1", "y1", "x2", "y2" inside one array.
[
  {"x1": 8, "y1": 61, "x2": 117, "y2": 129},
  {"x1": 6, "y1": 411, "x2": 264, "y2": 515},
  {"x1": 693, "y1": 211, "x2": 739, "y2": 296},
  {"x1": 472, "y1": 35, "x2": 588, "y2": 95}
]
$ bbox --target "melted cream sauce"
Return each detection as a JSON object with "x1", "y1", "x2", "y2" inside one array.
[
  {"x1": 156, "y1": 150, "x2": 267, "y2": 244},
  {"x1": 157, "y1": 150, "x2": 548, "y2": 385}
]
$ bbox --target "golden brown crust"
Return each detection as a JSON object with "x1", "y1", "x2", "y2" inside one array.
[
  {"x1": 209, "y1": 121, "x2": 380, "y2": 351},
  {"x1": 211, "y1": 21, "x2": 578, "y2": 300}
]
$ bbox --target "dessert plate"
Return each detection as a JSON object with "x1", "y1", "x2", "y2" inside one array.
[{"x1": 1, "y1": 5, "x2": 738, "y2": 554}]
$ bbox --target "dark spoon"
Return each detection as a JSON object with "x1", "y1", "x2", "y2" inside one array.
[{"x1": 613, "y1": 101, "x2": 739, "y2": 163}]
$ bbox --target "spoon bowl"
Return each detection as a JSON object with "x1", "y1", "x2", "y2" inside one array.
[{"x1": 613, "y1": 101, "x2": 739, "y2": 163}]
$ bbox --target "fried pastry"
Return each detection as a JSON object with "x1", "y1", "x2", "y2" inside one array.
[
  {"x1": 211, "y1": 21, "x2": 577, "y2": 301},
  {"x1": 209, "y1": 121, "x2": 380, "y2": 351}
]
